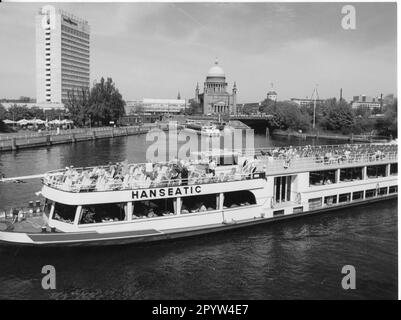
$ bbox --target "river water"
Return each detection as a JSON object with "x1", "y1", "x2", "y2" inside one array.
[{"x1": 0, "y1": 132, "x2": 397, "y2": 299}]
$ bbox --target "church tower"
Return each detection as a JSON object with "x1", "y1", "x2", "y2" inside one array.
[
  {"x1": 232, "y1": 81, "x2": 237, "y2": 114},
  {"x1": 194, "y1": 83, "x2": 199, "y2": 103}
]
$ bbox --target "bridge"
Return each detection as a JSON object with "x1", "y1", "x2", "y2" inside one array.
[{"x1": 182, "y1": 114, "x2": 274, "y2": 129}]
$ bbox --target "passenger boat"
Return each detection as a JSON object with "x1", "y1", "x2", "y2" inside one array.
[
  {"x1": 184, "y1": 120, "x2": 221, "y2": 137},
  {"x1": 0, "y1": 143, "x2": 397, "y2": 247}
]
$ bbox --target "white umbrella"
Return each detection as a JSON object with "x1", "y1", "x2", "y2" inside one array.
[
  {"x1": 3, "y1": 119, "x2": 16, "y2": 124},
  {"x1": 17, "y1": 119, "x2": 29, "y2": 125}
]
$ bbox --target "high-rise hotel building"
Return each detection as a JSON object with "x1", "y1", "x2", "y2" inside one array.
[{"x1": 36, "y1": 8, "x2": 90, "y2": 105}]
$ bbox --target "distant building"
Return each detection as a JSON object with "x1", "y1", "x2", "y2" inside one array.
[
  {"x1": 351, "y1": 95, "x2": 381, "y2": 109},
  {"x1": 125, "y1": 98, "x2": 187, "y2": 115},
  {"x1": 266, "y1": 83, "x2": 277, "y2": 101},
  {"x1": 36, "y1": 7, "x2": 90, "y2": 104},
  {"x1": 290, "y1": 98, "x2": 324, "y2": 107},
  {"x1": 194, "y1": 59, "x2": 237, "y2": 115}
]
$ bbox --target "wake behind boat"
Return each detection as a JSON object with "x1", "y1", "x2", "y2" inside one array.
[{"x1": 0, "y1": 143, "x2": 397, "y2": 247}]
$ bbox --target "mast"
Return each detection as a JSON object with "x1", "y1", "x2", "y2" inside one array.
[{"x1": 311, "y1": 84, "x2": 319, "y2": 130}]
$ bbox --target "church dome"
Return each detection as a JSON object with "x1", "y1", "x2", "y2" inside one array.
[{"x1": 207, "y1": 59, "x2": 225, "y2": 78}]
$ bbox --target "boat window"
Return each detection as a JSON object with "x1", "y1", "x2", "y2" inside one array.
[
  {"x1": 80, "y1": 203, "x2": 126, "y2": 224},
  {"x1": 352, "y1": 191, "x2": 364, "y2": 200},
  {"x1": 390, "y1": 163, "x2": 397, "y2": 175},
  {"x1": 309, "y1": 170, "x2": 336, "y2": 186},
  {"x1": 324, "y1": 195, "x2": 337, "y2": 205},
  {"x1": 389, "y1": 186, "x2": 398, "y2": 194},
  {"x1": 132, "y1": 199, "x2": 176, "y2": 218},
  {"x1": 293, "y1": 206, "x2": 303, "y2": 213},
  {"x1": 365, "y1": 189, "x2": 376, "y2": 198},
  {"x1": 43, "y1": 199, "x2": 54, "y2": 218},
  {"x1": 182, "y1": 194, "x2": 218, "y2": 214},
  {"x1": 339, "y1": 193, "x2": 351, "y2": 203},
  {"x1": 273, "y1": 209, "x2": 284, "y2": 217},
  {"x1": 367, "y1": 165, "x2": 387, "y2": 178},
  {"x1": 53, "y1": 202, "x2": 77, "y2": 224},
  {"x1": 274, "y1": 176, "x2": 292, "y2": 203},
  {"x1": 378, "y1": 187, "x2": 388, "y2": 196},
  {"x1": 223, "y1": 190, "x2": 256, "y2": 209},
  {"x1": 218, "y1": 155, "x2": 238, "y2": 166},
  {"x1": 308, "y1": 197, "x2": 322, "y2": 210},
  {"x1": 340, "y1": 167, "x2": 363, "y2": 182}
]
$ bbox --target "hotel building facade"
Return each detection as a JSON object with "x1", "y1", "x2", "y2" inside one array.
[{"x1": 35, "y1": 8, "x2": 90, "y2": 106}]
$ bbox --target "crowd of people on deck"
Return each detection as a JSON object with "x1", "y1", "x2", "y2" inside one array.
[
  {"x1": 43, "y1": 144, "x2": 396, "y2": 192},
  {"x1": 43, "y1": 157, "x2": 251, "y2": 193},
  {"x1": 258, "y1": 143, "x2": 397, "y2": 167}
]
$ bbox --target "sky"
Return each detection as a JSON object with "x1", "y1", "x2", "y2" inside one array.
[{"x1": 0, "y1": 2, "x2": 397, "y2": 103}]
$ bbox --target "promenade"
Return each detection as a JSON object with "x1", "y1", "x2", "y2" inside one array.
[{"x1": 0, "y1": 124, "x2": 160, "y2": 152}]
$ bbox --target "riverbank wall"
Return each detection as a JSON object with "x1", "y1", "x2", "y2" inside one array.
[{"x1": 0, "y1": 125, "x2": 160, "y2": 152}]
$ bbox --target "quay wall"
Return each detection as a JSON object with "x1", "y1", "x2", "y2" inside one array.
[{"x1": 0, "y1": 124, "x2": 165, "y2": 152}]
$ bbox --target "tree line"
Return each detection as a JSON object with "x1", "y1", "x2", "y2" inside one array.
[{"x1": 250, "y1": 98, "x2": 397, "y2": 138}]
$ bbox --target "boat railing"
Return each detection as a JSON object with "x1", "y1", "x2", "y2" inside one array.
[
  {"x1": 41, "y1": 146, "x2": 397, "y2": 193},
  {"x1": 236, "y1": 142, "x2": 396, "y2": 155},
  {"x1": 42, "y1": 168, "x2": 266, "y2": 193},
  {"x1": 258, "y1": 151, "x2": 398, "y2": 173}
]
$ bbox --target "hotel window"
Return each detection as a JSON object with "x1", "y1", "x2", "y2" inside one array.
[
  {"x1": 365, "y1": 189, "x2": 376, "y2": 198},
  {"x1": 223, "y1": 190, "x2": 256, "y2": 208},
  {"x1": 324, "y1": 195, "x2": 337, "y2": 206},
  {"x1": 308, "y1": 197, "x2": 322, "y2": 210},
  {"x1": 367, "y1": 165, "x2": 387, "y2": 178},
  {"x1": 390, "y1": 163, "x2": 397, "y2": 175},
  {"x1": 389, "y1": 186, "x2": 398, "y2": 194},
  {"x1": 274, "y1": 176, "x2": 292, "y2": 203},
  {"x1": 352, "y1": 191, "x2": 364, "y2": 201},
  {"x1": 182, "y1": 194, "x2": 217, "y2": 213},
  {"x1": 340, "y1": 167, "x2": 363, "y2": 182},
  {"x1": 80, "y1": 203, "x2": 127, "y2": 224},
  {"x1": 378, "y1": 187, "x2": 388, "y2": 196},
  {"x1": 339, "y1": 193, "x2": 351, "y2": 203}
]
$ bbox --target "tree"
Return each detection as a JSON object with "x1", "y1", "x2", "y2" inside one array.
[
  {"x1": 375, "y1": 99, "x2": 397, "y2": 138},
  {"x1": 0, "y1": 104, "x2": 6, "y2": 120},
  {"x1": 87, "y1": 77, "x2": 125, "y2": 126},
  {"x1": 320, "y1": 100, "x2": 354, "y2": 134},
  {"x1": 65, "y1": 87, "x2": 90, "y2": 126},
  {"x1": 65, "y1": 77, "x2": 125, "y2": 127},
  {"x1": 186, "y1": 100, "x2": 201, "y2": 115},
  {"x1": 261, "y1": 100, "x2": 311, "y2": 131}
]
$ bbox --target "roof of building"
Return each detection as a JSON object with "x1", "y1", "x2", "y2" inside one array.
[{"x1": 207, "y1": 59, "x2": 225, "y2": 78}]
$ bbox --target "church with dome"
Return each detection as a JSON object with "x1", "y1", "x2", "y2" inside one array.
[{"x1": 194, "y1": 59, "x2": 238, "y2": 115}]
